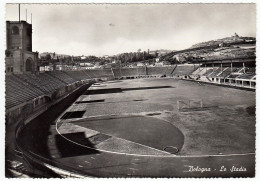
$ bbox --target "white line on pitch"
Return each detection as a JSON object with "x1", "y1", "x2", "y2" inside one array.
[{"x1": 56, "y1": 120, "x2": 255, "y2": 158}]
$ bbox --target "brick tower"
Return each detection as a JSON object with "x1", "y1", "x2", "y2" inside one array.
[{"x1": 5, "y1": 20, "x2": 38, "y2": 73}]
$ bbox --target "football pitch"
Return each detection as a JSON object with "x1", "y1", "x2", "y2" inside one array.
[{"x1": 20, "y1": 78, "x2": 256, "y2": 177}]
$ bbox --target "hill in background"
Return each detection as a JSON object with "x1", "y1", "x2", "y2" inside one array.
[{"x1": 163, "y1": 34, "x2": 256, "y2": 63}]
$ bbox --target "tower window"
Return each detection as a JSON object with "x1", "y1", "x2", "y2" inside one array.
[
  {"x1": 12, "y1": 26, "x2": 19, "y2": 35},
  {"x1": 25, "y1": 57, "x2": 33, "y2": 72}
]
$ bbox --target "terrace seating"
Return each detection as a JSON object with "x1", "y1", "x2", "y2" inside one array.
[
  {"x1": 6, "y1": 75, "x2": 45, "y2": 109},
  {"x1": 147, "y1": 67, "x2": 168, "y2": 75},
  {"x1": 85, "y1": 69, "x2": 114, "y2": 79},
  {"x1": 191, "y1": 67, "x2": 203, "y2": 75},
  {"x1": 216, "y1": 67, "x2": 232, "y2": 78},
  {"x1": 119, "y1": 68, "x2": 141, "y2": 77},
  {"x1": 202, "y1": 67, "x2": 218, "y2": 76},
  {"x1": 196, "y1": 68, "x2": 208, "y2": 75},
  {"x1": 65, "y1": 71, "x2": 90, "y2": 81},
  {"x1": 165, "y1": 66, "x2": 177, "y2": 76},
  {"x1": 208, "y1": 67, "x2": 223, "y2": 77},
  {"x1": 112, "y1": 68, "x2": 122, "y2": 78},
  {"x1": 245, "y1": 67, "x2": 255, "y2": 74},
  {"x1": 236, "y1": 73, "x2": 255, "y2": 80},
  {"x1": 236, "y1": 67, "x2": 256, "y2": 79},
  {"x1": 191, "y1": 65, "x2": 256, "y2": 82},
  {"x1": 6, "y1": 65, "x2": 256, "y2": 110},
  {"x1": 136, "y1": 67, "x2": 146, "y2": 76},
  {"x1": 201, "y1": 66, "x2": 242, "y2": 78},
  {"x1": 227, "y1": 74, "x2": 240, "y2": 79},
  {"x1": 120, "y1": 68, "x2": 133, "y2": 76},
  {"x1": 19, "y1": 73, "x2": 66, "y2": 93},
  {"x1": 231, "y1": 67, "x2": 243, "y2": 73},
  {"x1": 172, "y1": 65, "x2": 195, "y2": 76},
  {"x1": 16, "y1": 73, "x2": 48, "y2": 93},
  {"x1": 47, "y1": 71, "x2": 76, "y2": 84},
  {"x1": 83, "y1": 70, "x2": 96, "y2": 78}
]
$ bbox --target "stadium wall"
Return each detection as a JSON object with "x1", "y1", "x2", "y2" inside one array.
[{"x1": 15, "y1": 83, "x2": 93, "y2": 178}]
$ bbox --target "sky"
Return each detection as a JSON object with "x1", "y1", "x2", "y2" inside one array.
[{"x1": 5, "y1": 3, "x2": 256, "y2": 57}]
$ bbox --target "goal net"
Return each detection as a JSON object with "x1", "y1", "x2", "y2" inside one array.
[{"x1": 177, "y1": 99, "x2": 203, "y2": 110}]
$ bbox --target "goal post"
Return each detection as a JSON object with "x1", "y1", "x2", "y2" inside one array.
[
  {"x1": 177, "y1": 99, "x2": 203, "y2": 110},
  {"x1": 177, "y1": 100, "x2": 189, "y2": 110}
]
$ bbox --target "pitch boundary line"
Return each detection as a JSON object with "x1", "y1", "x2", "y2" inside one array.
[
  {"x1": 56, "y1": 121, "x2": 254, "y2": 158},
  {"x1": 95, "y1": 135, "x2": 171, "y2": 155},
  {"x1": 56, "y1": 122, "x2": 171, "y2": 156}
]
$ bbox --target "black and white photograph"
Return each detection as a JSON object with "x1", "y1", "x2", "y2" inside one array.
[{"x1": 2, "y1": 1, "x2": 258, "y2": 178}]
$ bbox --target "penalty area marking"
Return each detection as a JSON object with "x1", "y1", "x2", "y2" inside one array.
[
  {"x1": 56, "y1": 121, "x2": 171, "y2": 157},
  {"x1": 55, "y1": 121, "x2": 254, "y2": 158}
]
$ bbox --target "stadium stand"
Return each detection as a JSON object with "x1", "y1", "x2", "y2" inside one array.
[
  {"x1": 65, "y1": 71, "x2": 91, "y2": 81},
  {"x1": 83, "y1": 70, "x2": 96, "y2": 78},
  {"x1": 208, "y1": 67, "x2": 223, "y2": 77},
  {"x1": 231, "y1": 67, "x2": 243, "y2": 73},
  {"x1": 6, "y1": 64, "x2": 255, "y2": 112},
  {"x1": 187, "y1": 63, "x2": 256, "y2": 90},
  {"x1": 111, "y1": 68, "x2": 122, "y2": 78},
  {"x1": 197, "y1": 68, "x2": 208, "y2": 75},
  {"x1": 246, "y1": 67, "x2": 255, "y2": 74},
  {"x1": 227, "y1": 74, "x2": 240, "y2": 79},
  {"x1": 191, "y1": 67, "x2": 203, "y2": 75},
  {"x1": 147, "y1": 67, "x2": 167, "y2": 76},
  {"x1": 85, "y1": 69, "x2": 114, "y2": 79},
  {"x1": 165, "y1": 65, "x2": 177, "y2": 76},
  {"x1": 120, "y1": 68, "x2": 141, "y2": 77},
  {"x1": 172, "y1": 65, "x2": 196, "y2": 76},
  {"x1": 6, "y1": 75, "x2": 45, "y2": 109},
  {"x1": 18, "y1": 73, "x2": 66, "y2": 94},
  {"x1": 136, "y1": 67, "x2": 146, "y2": 76},
  {"x1": 236, "y1": 73, "x2": 255, "y2": 80},
  {"x1": 216, "y1": 67, "x2": 232, "y2": 78},
  {"x1": 202, "y1": 67, "x2": 217, "y2": 76},
  {"x1": 47, "y1": 71, "x2": 76, "y2": 84}
]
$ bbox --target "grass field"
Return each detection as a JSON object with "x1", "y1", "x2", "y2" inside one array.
[{"x1": 60, "y1": 78, "x2": 255, "y2": 156}]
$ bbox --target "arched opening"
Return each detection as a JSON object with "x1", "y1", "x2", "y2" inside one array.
[
  {"x1": 25, "y1": 58, "x2": 33, "y2": 72},
  {"x1": 12, "y1": 26, "x2": 19, "y2": 35}
]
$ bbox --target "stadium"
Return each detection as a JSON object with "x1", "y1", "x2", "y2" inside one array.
[{"x1": 5, "y1": 4, "x2": 256, "y2": 178}]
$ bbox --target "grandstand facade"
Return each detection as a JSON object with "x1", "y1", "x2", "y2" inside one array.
[{"x1": 189, "y1": 57, "x2": 256, "y2": 89}]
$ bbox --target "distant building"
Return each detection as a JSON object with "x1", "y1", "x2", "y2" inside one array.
[
  {"x1": 39, "y1": 65, "x2": 51, "y2": 72},
  {"x1": 137, "y1": 62, "x2": 145, "y2": 67},
  {"x1": 80, "y1": 56, "x2": 87, "y2": 60},
  {"x1": 155, "y1": 62, "x2": 164, "y2": 66},
  {"x1": 79, "y1": 62, "x2": 93, "y2": 67},
  {"x1": 5, "y1": 20, "x2": 39, "y2": 73},
  {"x1": 39, "y1": 62, "x2": 51, "y2": 72}
]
